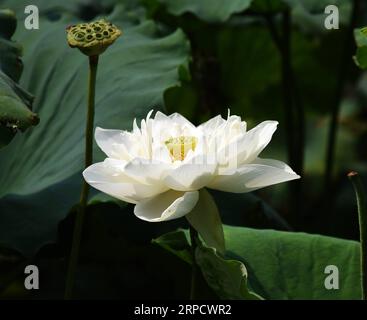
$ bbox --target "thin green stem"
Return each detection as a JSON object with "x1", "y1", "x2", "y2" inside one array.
[
  {"x1": 64, "y1": 55, "x2": 99, "y2": 300},
  {"x1": 280, "y1": 10, "x2": 298, "y2": 173},
  {"x1": 268, "y1": 10, "x2": 295, "y2": 172},
  {"x1": 348, "y1": 171, "x2": 367, "y2": 300},
  {"x1": 189, "y1": 225, "x2": 199, "y2": 300},
  {"x1": 325, "y1": 0, "x2": 360, "y2": 193},
  {"x1": 266, "y1": 10, "x2": 304, "y2": 217}
]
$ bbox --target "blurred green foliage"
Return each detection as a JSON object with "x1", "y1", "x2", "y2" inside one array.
[
  {"x1": 0, "y1": 0, "x2": 190, "y2": 255},
  {"x1": 0, "y1": 9, "x2": 37, "y2": 147},
  {"x1": 0, "y1": 0, "x2": 367, "y2": 299},
  {"x1": 155, "y1": 226, "x2": 361, "y2": 299}
]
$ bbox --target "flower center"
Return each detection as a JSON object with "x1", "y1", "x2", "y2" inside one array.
[{"x1": 165, "y1": 136, "x2": 197, "y2": 161}]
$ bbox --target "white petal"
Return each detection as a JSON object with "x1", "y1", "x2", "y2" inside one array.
[
  {"x1": 163, "y1": 155, "x2": 216, "y2": 191},
  {"x1": 151, "y1": 144, "x2": 173, "y2": 163},
  {"x1": 208, "y1": 157, "x2": 300, "y2": 193},
  {"x1": 134, "y1": 190, "x2": 199, "y2": 222},
  {"x1": 237, "y1": 120, "x2": 278, "y2": 163},
  {"x1": 226, "y1": 116, "x2": 247, "y2": 142},
  {"x1": 199, "y1": 115, "x2": 226, "y2": 133},
  {"x1": 95, "y1": 127, "x2": 132, "y2": 160},
  {"x1": 152, "y1": 111, "x2": 197, "y2": 142},
  {"x1": 83, "y1": 160, "x2": 165, "y2": 203},
  {"x1": 123, "y1": 157, "x2": 170, "y2": 184},
  {"x1": 169, "y1": 112, "x2": 196, "y2": 128},
  {"x1": 217, "y1": 120, "x2": 278, "y2": 169}
]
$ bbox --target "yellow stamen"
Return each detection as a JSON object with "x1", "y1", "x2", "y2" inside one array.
[{"x1": 165, "y1": 136, "x2": 197, "y2": 161}]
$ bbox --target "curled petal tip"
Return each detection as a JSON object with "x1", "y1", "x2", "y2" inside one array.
[{"x1": 348, "y1": 171, "x2": 359, "y2": 177}]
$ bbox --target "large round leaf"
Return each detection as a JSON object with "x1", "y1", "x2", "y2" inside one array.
[
  {"x1": 0, "y1": 9, "x2": 37, "y2": 146},
  {"x1": 284, "y1": 0, "x2": 352, "y2": 34},
  {"x1": 155, "y1": 225, "x2": 362, "y2": 299},
  {"x1": 153, "y1": 0, "x2": 253, "y2": 23},
  {"x1": 149, "y1": 0, "x2": 352, "y2": 32},
  {"x1": 354, "y1": 28, "x2": 367, "y2": 69},
  {"x1": 0, "y1": 1, "x2": 190, "y2": 255}
]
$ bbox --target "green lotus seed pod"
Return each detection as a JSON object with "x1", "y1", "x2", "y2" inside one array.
[
  {"x1": 66, "y1": 19, "x2": 122, "y2": 56},
  {"x1": 0, "y1": 9, "x2": 17, "y2": 39}
]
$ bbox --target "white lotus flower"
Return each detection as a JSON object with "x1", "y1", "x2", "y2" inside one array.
[{"x1": 83, "y1": 110, "x2": 300, "y2": 223}]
